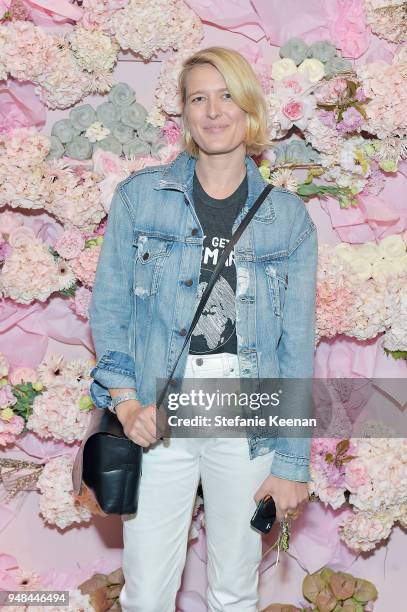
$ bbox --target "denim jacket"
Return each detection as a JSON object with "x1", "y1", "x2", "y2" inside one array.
[{"x1": 89, "y1": 150, "x2": 318, "y2": 482}]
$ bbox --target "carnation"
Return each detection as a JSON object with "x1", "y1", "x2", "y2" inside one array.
[
  {"x1": 54, "y1": 230, "x2": 86, "y2": 260},
  {"x1": 70, "y1": 245, "x2": 101, "y2": 288}
]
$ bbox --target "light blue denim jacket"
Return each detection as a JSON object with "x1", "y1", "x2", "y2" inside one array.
[{"x1": 89, "y1": 151, "x2": 318, "y2": 482}]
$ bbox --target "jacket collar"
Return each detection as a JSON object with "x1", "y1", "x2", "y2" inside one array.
[{"x1": 154, "y1": 150, "x2": 270, "y2": 207}]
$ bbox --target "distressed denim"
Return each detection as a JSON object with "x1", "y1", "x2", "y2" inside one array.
[{"x1": 88, "y1": 151, "x2": 318, "y2": 482}]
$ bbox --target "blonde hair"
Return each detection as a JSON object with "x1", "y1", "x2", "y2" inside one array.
[{"x1": 178, "y1": 46, "x2": 271, "y2": 158}]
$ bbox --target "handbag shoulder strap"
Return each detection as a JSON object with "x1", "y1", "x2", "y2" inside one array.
[{"x1": 156, "y1": 182, "x2": 274, "y2": 409}]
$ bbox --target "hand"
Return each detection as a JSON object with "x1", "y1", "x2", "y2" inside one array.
[
  {"x1": 254, "y1": 474, "x2": 309, "y2": 522},
  {"x1": 116, "y1": 400, "x2": 162, "y2": 447}
]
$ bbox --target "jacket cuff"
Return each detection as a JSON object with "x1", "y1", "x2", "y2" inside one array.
[
  {"x1": 89, "y1": 350, "x2": 138, "y2": 409},
  {"x1": 270, "y1": 451, "x2": 310, "y2": 482}
]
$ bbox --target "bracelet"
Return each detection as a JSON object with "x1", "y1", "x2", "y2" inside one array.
[{"x1": 108, "y1": 390, "x2": 138, "y2": 415}]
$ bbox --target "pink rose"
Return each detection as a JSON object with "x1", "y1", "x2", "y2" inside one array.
[
  {"x1": 0, "y1": 212, "x2": 23, "y2": 240},
  {"x1": 54, "y1": 230, "x2": 85, "y2": 260},
  {"x1": 9, "y1": 367, "x2": 38, "y2": 386},
  {"x1": 282, "y1": 99, "x2": 304, "y2": 121},
  {"x1": 8, "y1": 226, "x2": 36, "y2": 247}
]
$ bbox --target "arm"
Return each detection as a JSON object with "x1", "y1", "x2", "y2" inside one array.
[
  {"x1": 271, "y1": 214, "x2": 318, "y2": 482},
  {"x1": 88, "y1": 184, "x2": 138, "y2": 409}
]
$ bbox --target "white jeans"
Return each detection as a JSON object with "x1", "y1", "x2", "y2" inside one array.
[{"x1": 119, "y1": 352, "x2": 275, "y2": 612}]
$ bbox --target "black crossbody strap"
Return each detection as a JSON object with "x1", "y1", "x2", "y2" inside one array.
[{"x1": 156, "y1": 182, "x2": 273, "y2": 409}]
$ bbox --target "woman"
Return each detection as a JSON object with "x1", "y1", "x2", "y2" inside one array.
[{"x1": 89, "y1": 47, "x2": 318, "y2": 612}]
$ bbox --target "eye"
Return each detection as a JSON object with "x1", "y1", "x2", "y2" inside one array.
[
  {"x1": 223, "y1": 92, "x2": 232, "y2": 100},
  {"x1": 191, "y1": 96, "x2": 205, "y2": 103}
]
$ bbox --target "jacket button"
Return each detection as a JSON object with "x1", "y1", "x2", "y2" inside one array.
[
  {"x1": 191, "y1": 228, "x2": 198, "y2": 236},
  {"x1": 179, "y1": 328, "x2": 187, "y2": 336},
  {"x1": 196, "y1": 358, "x2": 203, "y2": 366},
  {"x1": 184, "y1": 279, "x2": 193, "y2": 286},
  {"x1": 169, "y1": 378, "x2": 177, "y2": 386},
  {"x1": 142, "y1": 252, "x2": 150, "y2": 260}
]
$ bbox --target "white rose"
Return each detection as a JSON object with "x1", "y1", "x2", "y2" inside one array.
[
  {"x1": 382, "y1": 256, "x2": 407, "y2": 277},
  {"x1": 298, "y1": 58, "x2": 325, "y2": 83},
  {"x1": 351, "y1": 257, "x2": 372, "y2": 281},
  {"x1": 271, "y1": 58, "x2": 298, "y2": 81},
  {"x1": 334, "y1": 242, "x2": 354, "y2": 262},
  {"x1": 371, "y1": 258, "x2": 396, "y2": 281},
  {"x1": 378, "y1": 234, "x2": 406, "y2": 259},
  {"x1": 356, "y1": 241, "x2": 381, "y2": 264}
]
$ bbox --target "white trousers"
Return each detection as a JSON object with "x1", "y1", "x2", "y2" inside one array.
[{"x1": 119, "y1": 352, "x2": 275, "y2": 612}]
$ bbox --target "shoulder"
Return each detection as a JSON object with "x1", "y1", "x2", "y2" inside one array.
[
  {"x1": 270, "y1": 186, "x2": 317, "y2": 254},
  {"x1": 118, "y1": 160, "x2": 170, "y2": 191}
]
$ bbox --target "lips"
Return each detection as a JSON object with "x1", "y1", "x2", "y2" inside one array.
[{"x1": 204, "y1": 125, "x2": 229, "y2": 132}]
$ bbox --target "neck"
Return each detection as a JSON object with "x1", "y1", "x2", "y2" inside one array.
[{"x1": 194, "y1": 146, "x2": 247, "y2": 199}]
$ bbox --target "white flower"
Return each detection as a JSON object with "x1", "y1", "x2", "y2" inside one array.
[
  {"x1": 298, "y1": 58, "x2": 325, "y2": 83},
  {"x1": 269, "y1": 168, "x2": 298, "y2": 192},
  {"x1": 271, "y1": 58, "x2": 298, "y2": 81},
  {"x1": 378, "y1": 234, "x2": 406, "y2": 259},
  {"x1": 85, "y1": 121, "x2": 111, "y2": 143},
  {"x1": 350, "y1": 257, "x2": 373, "y2": 281},
  {"x1": 334, "y1": 242, "x2": 354, "y2": 262}
]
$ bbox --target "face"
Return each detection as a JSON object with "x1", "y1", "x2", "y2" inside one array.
[{"x1": 182, "y1": 63, "x2": 247, "y2": 156}]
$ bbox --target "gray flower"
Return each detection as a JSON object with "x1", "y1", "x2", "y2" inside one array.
[
  {"x1": 123, "y1": 138, "x2": 151, "y2": 158},
  {"x1": 273, "y1": 144, "x2": 288, "y2": 164},
  {"x1": 46, "y1": 135, "x2": 65, "y2": 160},
  {"x1": 51, "y1": 119, "x2": 80, "y2": 144},
  {"x1": 69, "y1": 104, "x2": 97, "y2": 131},
  {"x1": 285, "y1": 140, "x2": 312, "y2": 163},
  {"x1": 93, "y1": 135, "x2": 123, "y2": 156},
  {"x1": 309, "y1": 41, "x2": 337, "y2": 63},
  {"x1": 150, "y1": 141, "x2": 167, "y2": 158},
  {"x1": 279, "y1": 37, "x2": 309, "y2": 66},
  {"x1": 324, "y1": 56, "x2": 352, "y2": 77},
  {"x1": 306, "y1": 143, "x2": 321, "y2": 163},
  {"x1": 121, "y1": 102, "x2": 148, "y2": 129},
  {"x1": 109, "y1": 122, "x2": 135, "y2": 144},
  {"x1": 96, "y1": 102, "x2": 117, "y2": 129},
  {"x1": 137, "y1": 122, "x2": 161, "y2": 143},
  {"x1": 108, "y1": 83, "x2": 136, "y2": 108},
  {"x1": 65, "y1": 135, "x2": 93, "y2": 160}
]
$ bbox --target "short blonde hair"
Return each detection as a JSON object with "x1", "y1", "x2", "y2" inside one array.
[{"x1": 178, "y1": 46, "x2": 271, "y2": 158}]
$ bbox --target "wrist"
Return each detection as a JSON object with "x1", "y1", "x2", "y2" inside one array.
[{"x1": 116, "y1": 399, "x2": 141, "y2": 421}]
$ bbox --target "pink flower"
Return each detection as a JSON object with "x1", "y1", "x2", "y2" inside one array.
[
  {"x1": 54, "y1": 230, "x2": 85, "y2": 260},
  {"x1": 71, "y1": 245, "x2": 101, "y2": 288},
  {"x1": 161, "y1": 121, "x2": 181, "y2": 145},
  {"x1": 282, "y1": 99, "x2": 304, "y2": 121},
  {"x1": 8, "y1": 226, "x2": 36, "y2": 247},
  {"x1": 0, "y1": 385, "x2": 17, "y2": 408},
  {"x1": 70, "y1": 286, "x2": 92, "y2": 319},
  {"x1": 281, "y1": 77, "x2": 303, "y2": 94},
  {"x1": 0, "y1": 211, "x2": 23, "y2": 239},
  {"x1": 0, "y1": 241, "x2": 12, "y2": 261},
  {"x1": 344, "y1": 461, "x2": 368, "y2": 490},
  {"x1": 0, "y1": 414, "x2": 25, "y2": 446},
  {"x1": 9, "y1": 367, "x2": 38, "y2": 386}
]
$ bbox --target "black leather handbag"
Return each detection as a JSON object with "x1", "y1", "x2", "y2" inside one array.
[{"x1": 72, "y1": 183, "x2": 273, "y2": 515}]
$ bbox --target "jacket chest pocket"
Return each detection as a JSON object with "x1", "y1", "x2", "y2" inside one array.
[
  {"x1": 264, "y1": 263, "x2": 288, "y2": 317},
  {"x1": 133, "y1": 234, "x2": 175, "y2": 297}
]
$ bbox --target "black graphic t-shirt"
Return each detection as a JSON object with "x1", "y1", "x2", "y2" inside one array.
[{"x1": 188, "y1": 170, "x2": 248, "y2": 355}]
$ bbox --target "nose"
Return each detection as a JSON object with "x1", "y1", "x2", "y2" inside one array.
[{"x1": 206, "y1": 96, "x2": 221, "y2": 119}]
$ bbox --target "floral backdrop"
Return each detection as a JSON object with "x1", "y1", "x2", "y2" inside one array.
[{"x1": 0, "y1": 1, "x2": 406, "y2": 610}]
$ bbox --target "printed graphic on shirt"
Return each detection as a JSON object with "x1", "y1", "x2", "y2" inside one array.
[
  {"x1": 192, "y1": 262, "x2": 235, "y2": 355},
  {"x1": 188, "y1": 170, "x2": 247, "y2": 355}
]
